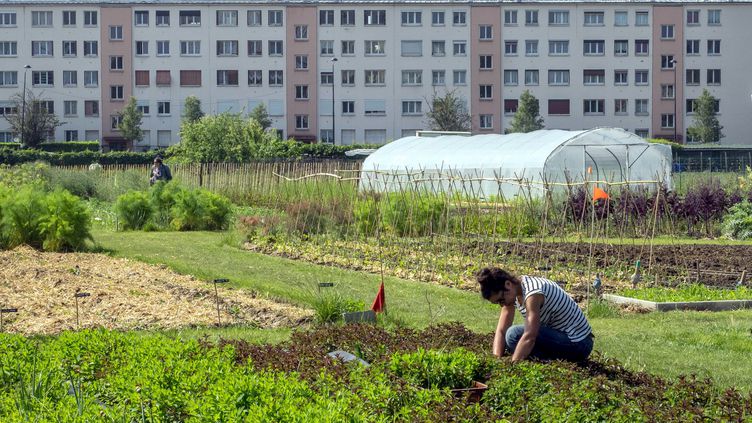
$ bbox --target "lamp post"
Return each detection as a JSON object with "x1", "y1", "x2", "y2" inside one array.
[
  {"x1": 20, "y1": 64, "x2": 31, "y2": 146},
  {"x1": 330, "y1": 57, "x2": 338, "y2": 144},
  {"x1": 671, "y1": 59, "x2": 678, "y2": 143}
]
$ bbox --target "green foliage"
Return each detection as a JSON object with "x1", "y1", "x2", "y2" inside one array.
[
  {"x1": 507, "y1": 89, "x2": 544, "y2": 133},
  {"x1": 687, "y1": 89, "x2": 724, "y2": 144},
  {"x1": 3, "y1": 90, "x2": 62, "y2": 149},
  {"x1": 117, "y1": 97, "x2": 144, "y2": 143},
  {"x1": 619, "y1": 284, "x2": 752, "y2": 302},
  {"x1": 114, "y1": 190, "x2": 153, "y2": 230},
  {"x1": 170, "y1": 188, "x2": 232, "y2": 231},
  {"x1": 181, "y1": 95, "x2": 204, "y2": 123},
  {"x1": 0, "y1": 142, "x2": 99, "y2": 152},
  {"x1": 722, "y1": 200, "x2": 752, "y2": 240},
  {"x1": 310, "y1": 289, "x2": 364, "y2": 324},
  {"x1": 389, "y1": 348, "x2": 481, "y2": 389},
  {"x1": 176, "y1": 113, "x2": 256, "y2": 163},
  {"x1": 249, "y1": 103, "x2": 273, "y2": 130},
  {"x1": 426, "y1": 89, "x2": 471, "y2": 132},
  {"x1": 354, "y1": 193, "x2": 447, "y2": 237},
  {"x1": 0, "y1": 162, "x2": 49, "y2": 189},
  {"x1": 0, "y1": 148, "x2": 167, "y2": 165},
  {"x1": 586, "y1": 298, "x2": 621, "y2": 319}
]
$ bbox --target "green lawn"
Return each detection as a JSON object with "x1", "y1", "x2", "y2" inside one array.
[{"x1": 92, "y1": 229, "x2": 752, "y2": 391}]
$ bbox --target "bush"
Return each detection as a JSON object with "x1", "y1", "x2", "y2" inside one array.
[
  {"x1": 39, "y1": 142, "x2": 100, "y2": 152},
  {"x1": 389, "y1": 348, "x2": 481, "y2": 389},
  {"x1": 722, "y1": 201, "x2": 752, "y2": 240},
  {"x1": 114, "y1": 191, "x2": 153, "y2": 230},
  {"x1": 354, "y1": 193, "x2": 447, "y2": 237},
  {"x1": 170, "y1": 188, "x2": 232, "y2": 231},
  {"x1": 0, "y1": 186, "x2": 46, "y2": 249},
  {"x1": 310, "y1": 290, "x2": 364, "y2": 324},
  {"x1": 149, "y1": 181, "x2": 185, "y2": 227}
]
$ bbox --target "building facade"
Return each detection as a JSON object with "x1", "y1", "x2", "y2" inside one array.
[{"x1": 0, "y1": 1, "x2": 749, "y2": 150}]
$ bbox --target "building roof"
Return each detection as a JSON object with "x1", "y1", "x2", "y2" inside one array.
[{"x1": 2, "y1": 0, "x2": 749, "y2": 5}]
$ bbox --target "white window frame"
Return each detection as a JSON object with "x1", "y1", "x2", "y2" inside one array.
[{"x1": 180, "y1": 41, "x2": 200, "y2": 56}]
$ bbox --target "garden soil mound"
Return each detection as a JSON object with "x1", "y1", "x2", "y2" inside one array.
[{"x1": 0, "y1": 246, "x2": 312, "y2": 335}]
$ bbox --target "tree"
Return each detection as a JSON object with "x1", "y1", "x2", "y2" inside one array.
[
  {"x1": 117, "y1": 97, "x2": 144, "y2": 144},
  {"x1": 687, "y1": 89, "x2": 723, "y2": 144},
  {"x1": 507, "y1": 90, "x2": 544, "y2": 133},
  {"x1": 182, "y1": 95, "x2": 204, "y2": 123},
  {"x1": 248, "y1": 103, "x2": 273, "y2": 130},
  {"x1": 3, "y1": 90, "x2": 62, "y2": 148},
  {"x1": 425, "y1": 90, "x2": 471, "y2": 132}
]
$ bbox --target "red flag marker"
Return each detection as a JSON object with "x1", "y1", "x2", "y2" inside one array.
[{"x1": 371, "y1": 282, "x2": 385, "y2": 313}]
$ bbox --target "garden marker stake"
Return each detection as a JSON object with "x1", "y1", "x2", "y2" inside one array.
[
  {"x1": 0, "y1": 308, "x2": 18, "y2": 332},
  {"x1": 212, "y1": 278, "x2": 229, "y2": 326},
  {"x1": 73, "y1": 292, "x2": 90, "y2": 329},
  {"x1": 631, "y1": 261, "x2": 642, "y2": 289}
]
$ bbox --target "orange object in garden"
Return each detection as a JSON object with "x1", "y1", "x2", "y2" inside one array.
[
  {"x1": 593, "y1": 186, "x2": 610, "y2": 201},
  {"x1": 371, "y1": 282, "x2": 385, "y2": 313}
]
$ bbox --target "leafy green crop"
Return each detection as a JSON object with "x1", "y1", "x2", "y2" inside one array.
[{"x1": 618, "y1": 284, "x2": 752, "y2": 302}]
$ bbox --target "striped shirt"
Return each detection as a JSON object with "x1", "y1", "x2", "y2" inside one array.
[{"x1": 515, "y1": 276, "x2": 592, "y2": 343}]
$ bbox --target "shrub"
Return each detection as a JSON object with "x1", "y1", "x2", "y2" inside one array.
[
  {"x1": 114, "y1": 191, "x2": 154, "y2": 230},
  {"x1": 722, "y1": 201, "x2": 752, "y2": 240},
  {"x1": 310, "y1": 290, "x2": 364, "y2": 324},
  {"x1": 149, "y1": 181, "x2": 185, "y2": 227},
  {"x1": 200, "y1": 190, "x2": 233, "y2": 230},
  {"x1": 37, "y1": 190, "x2": 92, "y2": 251},
  {"x1": 0, "y1": 186, "x2": 46, "y2": 249},
  {"x1": 381, "y1": 193, "x2": 447, "y2": 237},
  {"x1": 0, "y1": 162, "x2": 49, "y2": 190},
  {"x1": 169, "y1": 188, "x2": 232, "y2": 231},
  {"x1": 389, "y1": 347, "x2": 481, "y2": 389}
]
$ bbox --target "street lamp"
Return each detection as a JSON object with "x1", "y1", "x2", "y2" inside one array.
[
  {"x1": 671, "y1": 59, "x2": 678, "y2": 143},
  {"x1": 330, "y1": 57, "x2": 338, "y2": 144},
  {"x1": 20, "y1": 64, "x2": 31, "y2": 146}
]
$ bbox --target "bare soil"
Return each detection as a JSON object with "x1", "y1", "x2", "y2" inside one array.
[{"x1": 0, "y1": 246, "x2": 312, "y2": 335}]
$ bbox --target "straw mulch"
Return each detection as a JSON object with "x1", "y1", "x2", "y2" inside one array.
[{"x1": 0, "y1": 246, "x2": 312, "y2": 335}]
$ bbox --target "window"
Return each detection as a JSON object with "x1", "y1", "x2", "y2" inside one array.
[
  {"x1": 31, "y1": 41, "x2": 53, "y2": 57},
  {"x1": 549, "y1": 10, "x2": 569, "y2": 25},
  {"x1": 661, "y1": 84, "x2": 675, "y2": 99},
  {"x1": 268, "y1": 10, "x2": 282, "y2": 26},
  {"x1": 402, "y1": 101, "x2": 422, "y2": 115},
  {"x1": 180, "y1": 70, "x2": 201, "y2": 87},
  {"x1": 635, "y1": 70, "x2": 649, "y2": 85},
  {"x1": 32, "y1": 71, "x2": 54, "y2": 86},
  {"x1": 243, "y1": 40, "x2": 261, "y2": 57},
  {"x1": 708, "y1": 40, "x2": 721, "y2": 55},
  {"x1": 0, "y1": 41, "x2": 16, "y2": 56},
  {"x1": 136, "y1": 41, "x2": 149, "y2": 56},
  {"x1": 65, "y1": 130, "x2": 78, "y2": 141},
  {"x1": 401, "y1": 11, "x2": 421, "y2": 25},
  {"x1": 479, "y1": 114, "x2": 493, "y2": 129},
  {"x1": 453, "y1": 70, "x2": 466, "y2": 85},
  {"x1": 217, "y1": 40, "x2": 238, "y2": 56},
  {"x1": 504, "y1": 10, "x2": 517, "y2": 25},
  {"x1": 686, "y1": 69, "x2": 700, "y2": 85},
  {"x1": 525, "y1": 40, "x2": 538, "y2": 56},
  {"x1": 453, "y1": 40, "x2": 466, "y2": 56},
  {"x1": 0, "y1": 132, "x2": 14, "y2": 142},
  {"x1": 214, "y1": 10, "x2": 237, "y2": 27},
  {"x1": 83, "y1": 11, "x2": 97, "y2": 26},
  {"x1": 431, "y1": 41, "x2": 445, "y2": 56},
  {"x1": 453, "y1": 11, "x2": 466, "y2": 25},
  {"x1": 524, "y1": 70, "x2": 539, "y2": 85},
  {"x1": 548, "y1": 70, "x2": 569, "y2": 86},
  {"x1": 661, "y1": 55, "x2": 676, "y2": 69},
  {"x1": 661, "y1": 114, "x2": 674, "y2": 129},
  {"x1": 401, "y1": 40, "x2": 422, "y2": 56},
  {"x1": 0, "y1": 12, "x2": 17, "y2": 27},
  {"x1": 269, "y1": 70, "x2": 283, "y2": 86},
  {"x1": 365, "y1": 40, "x2": 385, "y2": 55},
  {"x1": 181, "y1": 41, "x2": 200, "y2": 56},
  {"x1": 686, "y1": 40, "x2": 700, "y2": 55},
  {"x1": 505, "y1": 41, "x2": 518, "y2": 55},
  {"x1": 480, "y1": 55, "x2": 492, "y2": 70},
  {"x1": 614, "y1": 40, "x2": 628, "y2": 56},
  {"x1": 707, "y1": 69, "x2": 721, "y2": 85},
  {"x1": 432, "y1": 70, "x2": 445, "y2": 85},
  {"x1": 584, "y1": 99, "x2": 605, "y2": 115},
  {"x1": 660, "y1": 25, "x2": 674, "y2": 39},
  {"x1": 635, "y1": 99, "x2": 649, "y2": 115},
  {"x1": 584, "y1": 11, "x2": 604, "y2": 26},
  {"x1": 64, "y1": 100, "x2": 77, "y2": 116},
  {"x1": 584, "y1": 40, "x2": 605, "y2": 55},
  {"x1": 320, "y1": 129, "x2": 333, "y2": 143},
  {"x1": 635, "y1": 40, "x2": 649, "y2": 56},
  {"x1": 686, "y1": 10, "x2": 699, "y2": 25},
  {"x1": 320, "y1": 71, "x2": 333, "y2": 85},
  {"x1": 341, "y1": 10, "x2": 355, "y2": 26},
  {"x1": 32, "y1": 11, "x2": 52, "y2": 27},
  {"x1": 364, "y1": 10, "x2": 386, "y2": 26},
  {"x1": 84, "y1": 100, "x2": 99, "y2": 117},
  {"x1": 217, "y1": 70, "x2": 239, "y2": 86},
  {"x1": 135, "y1": 10, "x2": 148, "y2": 26},
  {"x1": 319, "y1": 10, "x2": 334, "y2": 26},
  {"x1": 63, "y1": 41, "x2": 77, "y2": 57},
  {"x1": 63, "y1": 71, "x2": 77, "y2": 87},
  {"x1": 37, "y1": 101, "x2": 54, "y2": 114},
  {"x1": 708, "y1": 10, "x2": 721, "y2": 25},
  {"x1": 63, "y1": 11, "x2": 76, "y2": 26},
  {"x1": 294, "y1": 85, "x2": 309, "y2": 100},
  {"x1": 135, "y1": 70, "x2": 149, "y2": 86},
  {"x1": 342, "y1": 70, "x2": 355, "y2": 85},
  {"x1": 294, "y1": 25, "x2": 308, "y2": 40},
  {"x1": 479, "y1": 25, "x2": 492, "y2": 40},
  {"x1": 156, "y1": 70, "x2": 170, "y2": 86},
  {"x1": 583, "y1": 69, "x2": 605, "y2": 85},
  {"x1": 365, "y1": 70, "x2": 385, "y2": 86},
  {"x1": 337, "y1": 40, "x2": 354, "y2": 56},
  {"x1": 136, "y1": 101, "x2": 149, "y2": 115},
  {"x1": 110, "y1": 85, "x2": 124, "y2": 101},
  {"x1": 479, "y1": 84, "x2": 492, "y2": 100},
  {"x1": 156, "y1": 11, "x2": 170, "y2": 26},
  {"x1": 402, "y1": 70, "x2": 422, "y2": 86},
  {"x1": 295, "y1": 115, "x2": 309, "y2": 130},
  {"x1": 549, "y1": 40, "x2": 569, "y2": 55},
  {"x1": 84, "y1": 41, "x2": 98, "y2": 57},
  {"x1": 268, "y1": 41, "x2": 283, "y2": 56},
  {"x1": 614, "y1": 70, "x2": 628, "y2": 85},
  {"x1": 157, "y1": 101, "x2": 170, "y2": 116},
  {"x1": 525, "y1": 10, "x2": 538, "y2": 25},
  {"x1": 635, "y1": 11, "x2": 649, "y2": 26},
  {"x1": 432, "y1": 11, "x2": 445, "y2": 25},
  {"x1": 0, "y1": 101, "x2": 14, "y2": 115},
  {"x1": 503, "y1": 70, "x2": 518, "y2": 85},
  {"x1": 295, "y1": 55, "x2": 308, "y2": 70},
  {"x1": 342, "y1": 100, "x2": 355, "y2": 114},
  {"x1": 615, "y1": 11, "x2": 628, "y2": 26},
  {"x1": 109, "y1": 25, "x2": 123, "y2": 41},
  {"x1": 157, "y1": 41, "x2": 170, "y2": 56},
  {"x1": 635, "y1": 129, "x2": 649, "y2": 138},
  {"x1": 84, "y1": 71, "x2": 98, "y2": 87},
  {"x1": 0, "y1": 71, "x2": 17, "y2": 86},
  {"x1": 614, "y1": 99, "x2": 628, "y2": 115},
  {"x1": 110, "y1": 56, "x2": 124, "y2": 71},
  {"x1": 180, "y1": 11, "x2": 201, "y2": 26}
]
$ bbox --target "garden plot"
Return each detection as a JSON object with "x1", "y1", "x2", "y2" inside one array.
[
  {"x1": 603, "y1": 284, "x2": 752, "y2": 312},
  {"x1": 0, "y1": 246, "x2": 311, "y2": 335}
]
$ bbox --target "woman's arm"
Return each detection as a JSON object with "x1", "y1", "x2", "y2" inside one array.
[
  {"x1": 493, "y1": 305, "x2": 515, "y2": 357},
  {"x1": 511, "y1": 294, "x2": 543, "y2": 362}
]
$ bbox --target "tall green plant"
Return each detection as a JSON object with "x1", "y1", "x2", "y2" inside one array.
[
  {"x1": 115, "y1": 191, "x2": 154, "y2": 230},
  {"x1": 507, "y1": 90, "x2": 544, "y2": 133},
  {"x1": 687, "y1": 89, "x2": 723, "y2": 144}
]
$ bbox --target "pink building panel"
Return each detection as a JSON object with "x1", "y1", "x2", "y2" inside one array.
[
  {"x1": 100, "y1": 6, "x2": 133, "y2": 148},
  {"x1": 286, "y1": 6, "x2": 318, "y2": 142},
  {"x1": 471, "y1": 6, "x2": 501, "y2": 133},
  {"x1": 652, "y1": 6, "x2": 683, "y2": 142}
]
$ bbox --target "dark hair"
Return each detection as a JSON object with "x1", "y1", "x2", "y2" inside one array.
[
  {"x1": 154, "y1": 156, "x2": 163, "y2": 163},
  {"x1": 476, "y1": 267, "x2": 518, "y2": 300}
]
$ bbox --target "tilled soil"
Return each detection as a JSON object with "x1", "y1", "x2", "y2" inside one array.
[{"x1": 0, "y1": 246, "x2": 312, "y2": 335}]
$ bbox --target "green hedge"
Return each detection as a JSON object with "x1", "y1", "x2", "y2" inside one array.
[{"x1": 0, "y1": 142, "x2": 100, "y2": 152}]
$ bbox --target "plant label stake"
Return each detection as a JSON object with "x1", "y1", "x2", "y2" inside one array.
[
  {"x1": 317, "y1": 282, "x2": 334, "y2": 294},
  {"x1": 0, "y1": 308, "x2": 18, "y2": 332},
  {"x1": 738, "y1": 271, "x2": 747, "y2": 289},
  {"x1": 212, "y1": 279, "x2": 229, "y2": 326},
  {"x1": 74, "y1": 292, "x2": 90, "y2": 330}
]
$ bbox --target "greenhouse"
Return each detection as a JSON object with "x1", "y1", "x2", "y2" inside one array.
[{"x1": 359, "y1": 128, "x2": 673, "y2": 199}]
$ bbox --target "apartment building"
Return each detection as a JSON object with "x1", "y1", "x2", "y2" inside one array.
[{"x1": 0, "y1": 1, "x2": 749, "y2": 150}]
